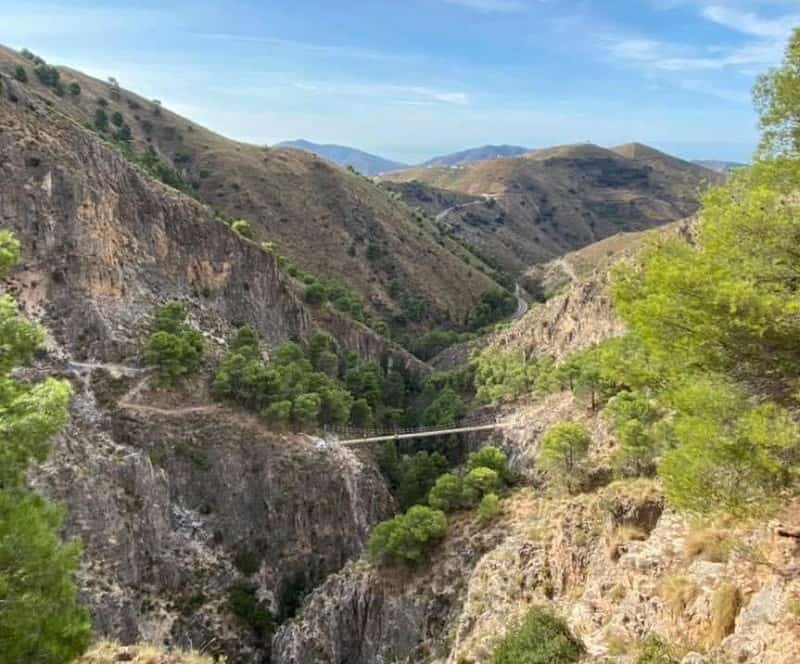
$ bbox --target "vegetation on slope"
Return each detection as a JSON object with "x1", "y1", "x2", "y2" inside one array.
[
  {"x1": 492, "y1": 607, "x2": 584, "y2": 664},
  {"x1": 368, "y1": 446, "x2": 510, "y2": 564},
  {"x1": 0, "y1": 231, "x2": 91, "y2": 662},
  {"x1": 382, "y1": 142, "x2": 717, "y2": 278},
  {"x1": 0, "y1": 44, "x2": 501, "y2": 336},
  {"x1": 473, "y1": 29, "x2": 800, "y2": 517}
]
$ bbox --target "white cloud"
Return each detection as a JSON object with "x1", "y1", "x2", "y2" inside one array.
[
  {"x1": 195, "y1": 33, "x2": 417, "y2": 62},
  {"x1": 703, "y1": 5, "x2": 800, "y2": 39},
  {"x1": 283, "y1": 80, "x2": 471, "y2": 106},
  {"x1": 442, "y1": 0, "x2": 527, "y2": 14}
]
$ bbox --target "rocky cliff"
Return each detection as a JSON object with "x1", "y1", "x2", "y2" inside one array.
[
  {"x1": 272, "y1": 251, "x2": 800, "y2": 664},
  {"x1": 1, "y1": 72, "x2": 400, "y2": 662},
  {"x1": 274, "y1": 389, "x2": 800, "y2": 664}
]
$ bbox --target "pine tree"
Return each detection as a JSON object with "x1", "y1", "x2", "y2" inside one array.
[{"x1": 0, "y1": 231, "x2": 91, "y2": 663}]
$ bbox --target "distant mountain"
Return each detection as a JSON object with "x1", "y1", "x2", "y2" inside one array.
[
  {"x1": 421, "y1": 144, "x2": 529, "y2": 168},
  {"x1": 691, "y1": 159, "x2": 747, "y2": 173},
  {"x1": 382, "y1": 142, "x2": 722, "y2": 277},
  {"x1": 275, "y1": 139, "x2": 407, "y2": 175}
]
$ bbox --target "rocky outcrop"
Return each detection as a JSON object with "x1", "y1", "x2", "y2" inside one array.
[
  {"x1": 1, "y1": 75, "x2": 398, "y2": 662},
  {"x1": 275, "y1": 477, "x2": 800, "y2": 664},
  {"x1": 0, "y1": 72, "x2": 422, "y2": 370},
  {"x1": 272, "y1": 387, "x2": 800, "y2": 664},
  {"x1": 489, "y1": 274, "x2": 623, "y2": 362},
  {"x1": 273, "y1": 514, "x2": 508, "y2": 664}
]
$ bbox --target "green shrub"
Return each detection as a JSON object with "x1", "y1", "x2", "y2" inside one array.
[
  {"x1": 636, "y1": 634, "x2": 680, "y2": 664},
  {"x1": 410, "y1": 329, "x2": 474, "y2": 361},
  {"x1": 350, "y1": 398, "x2": 373, "y2": 427},
  {"x1": 394, "y1": 451, "x2": 449, "y2": 510},
  {"x1": 539, "y1": 422, "x2": 591, "y2": 490},
  {"x1": 422, "y1": 387, "x2": 464, "y2": 427},
  {"x1": 14, "y1": 65, "x2": 27, "y2": 82},
  {"x1": 263, "y1": 400, "x2": 292, "y2": 424},
  {"x1": 469, "y1": 288, "x2": 516, "y2": 330},
  {"x1": 213, "y1": 332, "x2": 361, "y2": 429},
  {"x1": 113, "y1": 124, "x2": 132, "y2": 143},
  {"x1": 231, "y1": 219, "x2": 254, "y2": 239},
  {"x1": 428, "y1": 473, "x2": 467, "y2": 512},
  {"x1": 111, "y1": 111, "x2": 124, "y2": 127},
  {"x1": 492, "y1": 607, "x2": 584, "y2": 663},
  {"x1": 464, "y1": 466, "x2": 501, "y2": 498},
  {"x1": 605, "y1": 390, "x2": 662, "y2": 478},
  {"x1": 473, "y1": 349, "x2": 556, "y2": 404},
  {"x1": 367, "y1": 505, "x2": 447, "y2": 564},
  {"x1": 143, "y1": 302, "x2": 204, "y2": 384},
  {"x1": 227, "y1": 580, "x2": 275, "y2": 641},
  {"x1": 304, "y1": 281, "x2": 327, "y2": 305},
  {"x1": 136, "y1": 146, "x2": 192, "y2": 193},
  {"x1": 478, "y1": 492, "x2": 501, "y2": 524},
  {"x1": 467, "y1": 446, "x2": 509, "y2": 480},
  {"x1": 0, "y1": 231, "x2": 91, "y2": 662},
  {"x1": 33, "y1": 62, "x2": 60, "y2": 88},
  {"x1": 93, "y1": 108, "x2": 109, "y2": 132},
  {"x1": 67, "y1": 81, "x2": 80, "y2": 96},
  {"x1": 233, "y1": 548, "x2": 261, "y2": 576}
]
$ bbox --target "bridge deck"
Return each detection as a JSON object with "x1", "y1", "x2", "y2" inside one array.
[{"x1": 338, "y1": 422, "x2": 505, "y2": 446}]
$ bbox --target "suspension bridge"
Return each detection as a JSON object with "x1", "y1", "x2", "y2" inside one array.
[{"x1": 325, "y1": 415, "x2": 507, "y2": 446}]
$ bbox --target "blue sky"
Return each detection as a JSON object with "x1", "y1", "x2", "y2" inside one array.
[{"x1": 2, "y1": 1, "x2": 798, "y2": 163}]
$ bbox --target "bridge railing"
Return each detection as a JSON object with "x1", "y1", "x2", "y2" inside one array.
[{"x1": 323, "y1": 415, "x2": 499, "y2": 439}]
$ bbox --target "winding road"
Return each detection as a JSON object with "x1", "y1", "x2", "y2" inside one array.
[{"x1": 512, "y1": 283, "x2": 529, "y2": 320}]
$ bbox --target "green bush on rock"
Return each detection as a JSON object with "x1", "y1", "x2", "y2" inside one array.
[
  {"x1": 492, "y1": 607, "x2": 584, "y2": 664},
  {"x1": 367, "y1": 505, "x2": 448, "y2": 564},
  {"x1": 144, "y1": 302, "x2": 204, "y2": 385}
]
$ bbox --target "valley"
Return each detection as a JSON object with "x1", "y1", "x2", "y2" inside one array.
[{"x1": 1, "y1": 22, "x2": 800, "y2": 664}]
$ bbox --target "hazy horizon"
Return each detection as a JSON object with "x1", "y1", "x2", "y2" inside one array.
[{"x1": 3, "y1": 0, "x2": 797, "y2": 163}]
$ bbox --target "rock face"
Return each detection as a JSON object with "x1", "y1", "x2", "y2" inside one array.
[
  {"x1": 0, "y1": 73, "x2": 423, "y2": 370},
  {"x1": 273, "y1": 516, "x2": 508, "y2": 664},
  {"x1": 1, "y1": 74, "x2": 397, "y2": 662},
  {"x1": 271, "y1": 341, "x2": 800, "y2": 664},
  {"x1": 35, "y1": 375, "x2": 393, "y2": 662},
  {"x1": 0, "y1": 44, "x2": 500, "y2": 329},
  {"x1": 274, "y1": 468, "x2": 800, "y2": 664}
]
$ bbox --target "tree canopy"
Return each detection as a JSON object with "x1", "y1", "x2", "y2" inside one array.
[{"x1": 0, "y1": 231, "x2": 91, "y2": 662}]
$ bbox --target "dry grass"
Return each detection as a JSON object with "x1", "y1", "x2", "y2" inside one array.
[
  {"x1": 708, "y1": 582, "x2": 742, "y2": 646},
  {"x1": 80, "y1": 642, "x2": 221, "y2": 664},
  {"x1": 607, "y1": 525, "x2": 649, "y2": 560},
  {"x1": 684, "y1": 527, "x2": 731, "y2": 563},
  {"x1": 609, "y1": 583, "x2": 627, "y2": 601},
  {"x1": 606, "y1": 632, "x2": 634, "y2": 656},
  {"x1": 659, "y1": 574, "x2": 699, "y2": 618}
]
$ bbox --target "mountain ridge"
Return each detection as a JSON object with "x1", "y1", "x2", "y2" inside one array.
[
  {"x1": 274, "y1": 139, "x2": 408, "y2": 175},
  {"x1": 0, "y1": 43, "x2": 503, "y2": 335},
  {"x1": 381, "y1": 142, "x2": 721, "y2": 281}
]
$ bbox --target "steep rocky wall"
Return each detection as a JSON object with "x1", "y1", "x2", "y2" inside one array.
[
  {"x1": 30, "y1": 366, "x2": 394, "y2": 662},
  {"x1": 489, "y1": 273, "x2": 623, "y2": 362},
  {"x1": 1, "y1": 75, "x2": 400, "y2": 662},
  {"x1": 0, "y1": 73, "x2": 422, "y2": 371},
  {"x1": 274, "y1": 473, "x2": 800, "y2": 664},
  {"x1": 272, "y1": 386, "x2": 800, "y2": 664}
]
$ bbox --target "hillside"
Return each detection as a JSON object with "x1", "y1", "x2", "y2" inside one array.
[
  {"x1": 273, "y1": 207, "x2": 800, "y2": 664},
  {"x1": 0, "y1": 45, "x2": 500, "y2": 335},
  {"x1": 0, "y1": 65, "x2": 414, "y2": 662},
  {"x1": 420, "y1": 144, "x2": 529, "y2": 167},
  {"x1": 274, "y1": 139, "x2": 408, "y2": 175},
  {"x1": 382, "y1": 142, "x2": 720, "y2": 280},
  {"x1": 692, "y1": 159, "x2": 747, "y2": 173}
]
